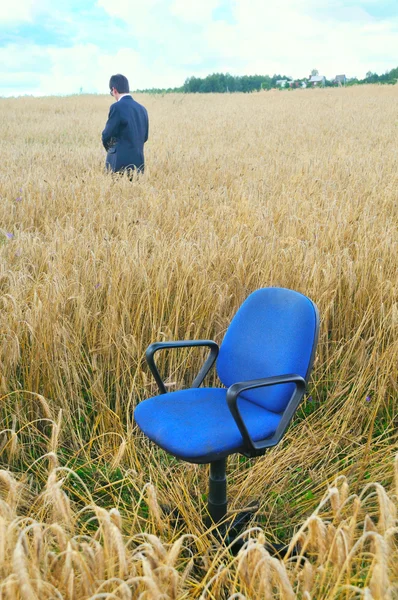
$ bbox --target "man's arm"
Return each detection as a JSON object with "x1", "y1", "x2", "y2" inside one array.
[
  {"x1": 145, "y1": 110, "x2": 149, "y2": 143},
  {"x1": 102, "y1": 104, "x2": 121, "y2": 151}
]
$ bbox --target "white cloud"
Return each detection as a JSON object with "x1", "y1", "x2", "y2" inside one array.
[
  {"x1": 40, "y1": 45, "x2": 151, "y2": 95},
  {"x1": 0, "y1": 0, "x2": 51, "y2": 24},
  {"x1": 96, "y1": 0, "x2": 217, "y2": 76},
  {"x1": 97, "y1": 0, "x2": 162, "y2": 14},
  {"x1": 170, "y1": 0, "x2": 221, "y2": 24},
  {"x1": 0, "y1": 42, "x2": 189, "y2": 96},
  {"x1": 0, "y1": 0, "x2": 35, "y2": 23},
  {"x1": 0, "y1": 43, "x2": 45, "y2": 71},
  {"x1": 97, "y1": 0, "x2": 398, "y2": 81},
  {"x1": 96, "y1": 0, "x2": 165, "y2": 38},
  {"x1": 203, "y1": 0, "x2": 398, "y2": 78}
]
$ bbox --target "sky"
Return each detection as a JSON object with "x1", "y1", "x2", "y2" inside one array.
[{"x1": 0, "y1": 0, "x2": 397, "y2": 96}]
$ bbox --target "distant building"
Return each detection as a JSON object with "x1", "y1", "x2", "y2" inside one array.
[
  {"x1": 288, "y1": 80, "x2": 307, "y2": 89},
  {"x1": 309, "y1": 75, "x2": 326, "y2": 86},
  {"x1": 335, "y1": 74, "x2": 346, "y2": 86},
  {"x1": 276, "y1": 79, "x2": 291, "y2": 88}
]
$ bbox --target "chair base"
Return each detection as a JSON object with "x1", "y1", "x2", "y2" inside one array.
[
  {"x1": 207, "y1": 460, "x2": 302, "y2": 559},
  {"x1": 213, "y1": 510, "x2": 302, "y2": 559}
]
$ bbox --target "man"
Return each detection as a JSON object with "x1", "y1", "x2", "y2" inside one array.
[{"x1": 102, "y1": 74, "x2": 149, "y2": 174}]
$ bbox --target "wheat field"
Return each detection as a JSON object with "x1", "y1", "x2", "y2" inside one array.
[{"x1": 0, "y1": 85, "x2": 397, "y2": 598}]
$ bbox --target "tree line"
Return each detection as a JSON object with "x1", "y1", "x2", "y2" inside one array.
[{"x1": 135, "y1": 66, "x2": 398, "y2": 94}]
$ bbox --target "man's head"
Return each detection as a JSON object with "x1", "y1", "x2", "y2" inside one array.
[{"x1": 109, "y1": 74, "x2": 130, "y2": 100}]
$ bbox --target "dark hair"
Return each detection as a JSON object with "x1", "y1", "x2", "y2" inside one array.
[{"x1": 109, "y1": 74, "x2": 130, "y2": 94}]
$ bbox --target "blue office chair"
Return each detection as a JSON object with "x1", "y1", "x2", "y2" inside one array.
[{"x1": 134, "y1": 288, "x2": 319, "y2": 530}]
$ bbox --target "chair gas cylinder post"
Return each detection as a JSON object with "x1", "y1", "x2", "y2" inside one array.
[{"x1": 208, "y1": 459, "x2": 228, "y2": 523}]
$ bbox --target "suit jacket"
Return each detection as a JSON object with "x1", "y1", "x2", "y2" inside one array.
[{"x1": 102, "y1": 95, "x2": 149, "y2": 173}]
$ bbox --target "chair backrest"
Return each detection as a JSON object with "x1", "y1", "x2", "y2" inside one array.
[{"x1": 216, "y1": 288, "x2": 319, "y2": 413}]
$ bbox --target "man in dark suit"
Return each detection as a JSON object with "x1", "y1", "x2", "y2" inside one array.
[{"x1": 102, "y1": 74, "x2": 149, "y2": 174}]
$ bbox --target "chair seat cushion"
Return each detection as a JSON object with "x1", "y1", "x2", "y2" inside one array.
[{"x1": 134, "y1": 388, "x2": 282, "y2": 463}]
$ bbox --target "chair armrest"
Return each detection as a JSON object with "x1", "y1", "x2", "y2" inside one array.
[
  {"x1": 226, "y1": 374, "x2": 307, "y2": 457},
  {"x1": 145, "y1": 340, "x2": 219, "y2": 394}
]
